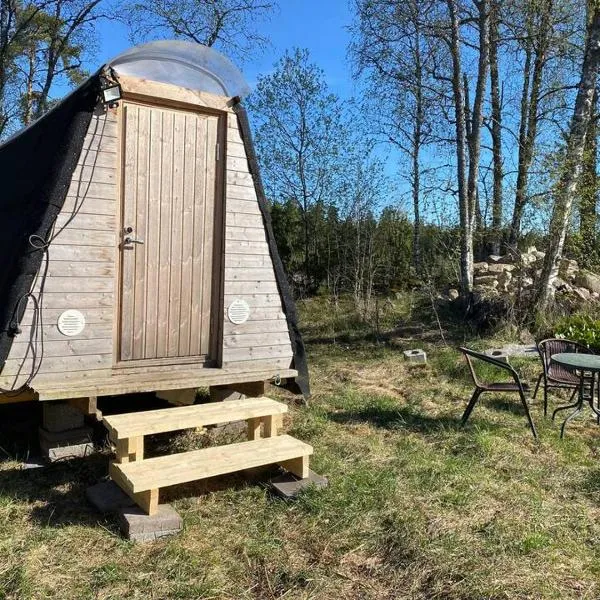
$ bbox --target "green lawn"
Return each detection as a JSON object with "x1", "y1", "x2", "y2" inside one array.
[{"x1": 2, "y1": 296, "x2": 600, "y2": 599}]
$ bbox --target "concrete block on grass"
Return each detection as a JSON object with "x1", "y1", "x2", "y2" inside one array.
[
  {"x1": 403, "y1": 349, "x2": 427, "y2": 364},
  {"x1": 86, "y1": 480, "x2": 136, "y2": 515},
  {"x1": 118, "y1": 504, "x2": 183, "y2": 542},
  {"x1": 271, "y1": 470, "x2": 328, "y2": 500},
  {"x1": 484, "y1": 349, "x2": 509, "y2": 363}
]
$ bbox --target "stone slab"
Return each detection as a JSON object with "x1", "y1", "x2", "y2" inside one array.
[
  {"x1": 40, "y1": 441, "x2": 94, "y2": 462},
  {"x1": 270, "y1": 470, "x2": 328, "y2": 500},
  {"x1": 86, "y1": 480, "x2": 136, "y2": 515},
  {"x1": 118, "y1": 504, "x2": 183, "y2": 542}
]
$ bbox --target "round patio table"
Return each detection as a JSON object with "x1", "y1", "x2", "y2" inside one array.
[{"x1": 550, "y1": 352, "x2": 600, "y2": 438}]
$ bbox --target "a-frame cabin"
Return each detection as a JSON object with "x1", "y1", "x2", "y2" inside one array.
[{"x1": 0, "y1": 41, "x2": 312, "y2": 514}]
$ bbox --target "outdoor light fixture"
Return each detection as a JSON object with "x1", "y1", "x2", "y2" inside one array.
[
  {"x1": 101, "y1": 83, "x2": 122, "y2": 106},
  {"x1": 100, "y1": 69, "x2": 122, "y2": 107}
]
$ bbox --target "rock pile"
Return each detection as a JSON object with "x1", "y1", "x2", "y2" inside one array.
[{"x1": 448, "y1": 246, "x2": 600, "y2": 304}]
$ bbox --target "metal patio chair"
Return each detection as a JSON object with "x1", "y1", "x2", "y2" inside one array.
[
  {"x1": 533, "y1": 338, "x2": 592, "y2": 417},
  {"x1": 459, "y1": 347, "x2": 537, "y2": 439}
]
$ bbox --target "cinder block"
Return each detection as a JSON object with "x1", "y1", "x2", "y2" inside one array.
[
  {"x1": 271, "y1": 470, "x2": 328, "y2": 500},
  {"x1": 42, "y1": 402, "x2": 84, "y2": 432},
  {"x1": 485, "y1": 349, "x2": 509, "y2": 363},
  {"x1": 39, "y1": 425, "x2": 94, "y2": 461},
  {"x1": 403, "y1": 349, "x2": 427, "y2": 364},
  {"x1": 86, "y1": 480, "x2": 136, "y2": 514},
  {"x1": 118, "y1": 504, "x2": 183, "y2": 542}
]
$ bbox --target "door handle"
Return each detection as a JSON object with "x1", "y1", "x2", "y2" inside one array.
[{"x1": 124, "y1": 236, "x2": 144, "y2": 245}]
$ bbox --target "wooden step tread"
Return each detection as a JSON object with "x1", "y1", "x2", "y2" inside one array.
[
  {"x1": 110, "y1": 434, "x2": 313, "y2": 493},
  {"x1": 103, "y1": 396, "x2": 287, "y2": 439}
]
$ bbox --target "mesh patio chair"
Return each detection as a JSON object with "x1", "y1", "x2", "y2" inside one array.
[
  {"x1": 533, "y1": 338, "x2": 592, "y2": 417},
  {"x1": 459, "y1": 347, "x2": 537, "y2": 439}
]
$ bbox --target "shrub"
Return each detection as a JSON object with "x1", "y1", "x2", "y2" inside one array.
[{"x1": 554, "y1": 314, "x2": 600, "y2": 350}]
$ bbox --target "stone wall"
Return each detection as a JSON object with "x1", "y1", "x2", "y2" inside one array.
[{"x1": 448, "y1": 246, "x2": 600, "y2": 304}]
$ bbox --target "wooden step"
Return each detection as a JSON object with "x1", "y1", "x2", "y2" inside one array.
[
  {"x1": 109, "y1": 434, "x2": 313, "y2": 514},
  {"x1": 103, "y1": 396, "x2": 287, "y2": 440}
]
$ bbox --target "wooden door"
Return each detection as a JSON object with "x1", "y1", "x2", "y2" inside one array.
[{"x1": 119, "y1": 101, "x2": 220, "y2": 362}]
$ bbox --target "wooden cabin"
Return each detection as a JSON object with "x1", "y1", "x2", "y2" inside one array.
[
  {"x1": 0, "y1": 42, "x2": 313, "y2": 515},
  {"x1": 0, "y1": 41, "x2": 309, "y2": 405}
]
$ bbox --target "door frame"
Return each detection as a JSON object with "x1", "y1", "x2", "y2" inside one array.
[{"x1": 112, "y1": 88, "x2": 227, "y2": 369}]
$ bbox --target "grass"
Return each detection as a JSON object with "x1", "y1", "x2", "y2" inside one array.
[{"x1": 2, "y1": 294, "x2": 600, "y2": 598}]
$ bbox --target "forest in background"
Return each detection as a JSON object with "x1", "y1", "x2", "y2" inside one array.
[{"x1": 2, "y1": 0, "x2": 600, "y2": 324}]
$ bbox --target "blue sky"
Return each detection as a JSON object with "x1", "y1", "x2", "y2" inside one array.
[{"x1": 94, "y1": 1, "x2": 356, "y2": 100}]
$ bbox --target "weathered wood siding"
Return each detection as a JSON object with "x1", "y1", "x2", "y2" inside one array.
[
  {"x1": 0, "y1": 107, "x2": 118, "y2": 388},
  {"x1": 222, "y1": 113, "x2": 294, "y2": 370},
  {"x1": 0, "y1": 94, "x2": 295, "y2": 392}
]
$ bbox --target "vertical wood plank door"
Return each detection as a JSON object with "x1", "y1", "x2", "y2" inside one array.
[{"x1": 119, "y1": 102, "x2": 220, "y2": 362}]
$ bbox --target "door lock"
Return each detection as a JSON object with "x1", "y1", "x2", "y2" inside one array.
[{"x1": 123, "y1": 226, "x2": 144, "y2": 246}]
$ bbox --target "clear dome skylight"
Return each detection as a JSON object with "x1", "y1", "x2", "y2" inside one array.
[{"x1": 108, "y1": 40, "x2": 251, "y2": 98}]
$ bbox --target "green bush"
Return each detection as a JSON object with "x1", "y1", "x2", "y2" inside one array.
[{"x1": 554, "y1": 314, "x2": 600, "y2": 350}]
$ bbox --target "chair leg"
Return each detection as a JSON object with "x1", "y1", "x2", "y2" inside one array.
[
  {"x1": 519, "y1": 391, "x2": 538, "y2": 440},
  {"x1": 533, "y1": 373, "x2": 543, "y2": 400},
  {"x1": 461, "y1": 389, "x2": 483, "y2": 426},
  {"x1": 543, "y1": 382, "x2": 548, "y2": 417}
]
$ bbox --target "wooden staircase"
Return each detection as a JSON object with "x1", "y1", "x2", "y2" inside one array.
[{"x1": 103, "y1": 397, "x2": 313, "y2": 515}]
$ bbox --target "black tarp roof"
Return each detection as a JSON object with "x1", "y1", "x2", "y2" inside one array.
[{"x1": 0, "y1": 71, "x2": 309, "y2": 398}]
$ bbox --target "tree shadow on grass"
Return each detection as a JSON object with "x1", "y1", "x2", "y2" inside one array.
[
  {"x1": 326, "y1": 404, "x2": 501, "y2": 435},
  {"x1": 0, "y1": 454, "x2": 118, "y2": 530},
  {"x1": 486, "y1": 396, "x2": 533, "y2": 417}
]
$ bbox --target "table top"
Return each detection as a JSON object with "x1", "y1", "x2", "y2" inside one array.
[{"x1": 551, "y1": 352, "x2": 600, "y2": 372}]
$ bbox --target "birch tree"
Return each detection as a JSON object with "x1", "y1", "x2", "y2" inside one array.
[
  {"x1": 488, "y1": 0, "x2": 503, "y2": 254},
  {"x1": 536, "y1": 1, "x2": 600, "y2": 312},
  {"x1": 349, "y1": 0, "x2": 440, "y2": 273}
]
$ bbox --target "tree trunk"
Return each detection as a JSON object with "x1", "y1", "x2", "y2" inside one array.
[
  {"x1": 411, "y1": 17, "x2": 424, "y2": 274},
  {"x1": 536, "y1": 5, "x2": 600, "y2": 313},
  {"x1": 509, "y1": 1, "x2": 553, "y2": 246},
  {"x1": 467, "y1": 0, "x2": 489, "y2": 240},
  {"x1": 580, "y1": 48, "x2": 598, "y2": 249},
  {"x1": 447, "y1": 0, "x2": 472, "y2": 294},
  {"x1": 489, "y1": 0, "x2": 503, "y2": 255}
]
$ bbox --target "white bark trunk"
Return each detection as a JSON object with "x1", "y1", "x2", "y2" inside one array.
[{"x1": 536, "y1": 6, "x2": 600, "y2": 312}]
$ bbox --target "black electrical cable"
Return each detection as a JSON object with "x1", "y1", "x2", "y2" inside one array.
[{"x1": 0, "y1": 106, "x2": 107, "y2": 394}]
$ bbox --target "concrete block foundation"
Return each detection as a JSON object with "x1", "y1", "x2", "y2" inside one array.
[
  {"x1": 42, "y1": 401, "x2": 84, "y2": 432},
  {"x1": 39, "y1": 425, "x2": 94, "y2": 461},
  {"x1": 118, "y1": 504, "x2": 183, "y2": 542}
]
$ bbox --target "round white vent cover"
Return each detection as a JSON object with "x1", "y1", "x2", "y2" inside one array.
[
  {"x1": 57, "y1": 310, "x2": 86, "y2": 337},
  {"x1": 227, "y1": 299, "x2": 250, "y2": 324}
]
